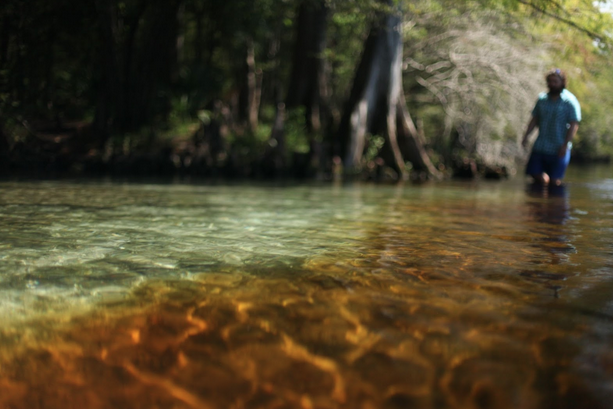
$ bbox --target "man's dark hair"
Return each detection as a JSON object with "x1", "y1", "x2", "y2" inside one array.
[{"x1": 546, "y1": 68, "x2": 567, "y2": 89}]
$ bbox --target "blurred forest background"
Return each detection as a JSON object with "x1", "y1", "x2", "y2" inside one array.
[{"x1": 1, "y1": 0, "x2": 612, "y2": 180}]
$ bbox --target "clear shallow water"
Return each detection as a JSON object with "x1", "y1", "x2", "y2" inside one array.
[{"x1": 0, "y1": 167, "x2": 612, "y2": 408}]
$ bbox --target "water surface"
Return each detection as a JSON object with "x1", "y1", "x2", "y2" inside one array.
[{"x1": 1, "y1": 167, "x2": 612, "y2": 408}]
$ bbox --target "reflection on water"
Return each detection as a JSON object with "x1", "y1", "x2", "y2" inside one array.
[
  {"x1": 521, "y1": 184, "x2": 575, "y2": 297},
  {"x1": 1, "y1": 173, "x2": 613, "y2": 408},
  {"x1": 526, "y1": 183, "x2": 570, "y2": 225}
]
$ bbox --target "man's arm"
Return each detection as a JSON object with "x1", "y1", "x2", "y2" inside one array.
[
  {"x1": 521, "y1": 116, "x2": 538, "y2": 148},
  {"x1": 558, "y1": 121, "x2": 579, "y2": 158}
]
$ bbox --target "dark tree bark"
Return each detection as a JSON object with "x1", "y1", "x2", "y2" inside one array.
[
  {"x1": 93, "y1": 0, "x2": 181, "y2": 147},
  {"x1": 262, "y1": 102, "x2": 286, "y2": 177},
  {"x1": 396, "y1": 93, "x2": 440, "y2": 176},
  {"x1": 238, "y1": 40, "x2": 262, "y2": 133},
  {"x1": 93, "y1": 0, "x2": 120, "y2": 148},
  {"x1": 0, "y1": 118, "x2": 10, "y2": 174},
  {"x1": 0, "y1": 14, "x2": 14, "y2": 164},
  {"x1": 286, "y1": 0, "x2": 329, "y2": 135},
  {"x1": 130, "y1": 0, "x2": 181, "y2": 131},
  {"x1": 337, "y1": 1, "x2": 440, "y2": 179},
  {"x1": 0, "y1": 122, "x2": 8, "y2": 153},
  {"x1": 117, "y1": 1, "x2": 148, "y2": 132},
  {"x1": 0, "y1": 15, "x2": 10, "y2": 69}
]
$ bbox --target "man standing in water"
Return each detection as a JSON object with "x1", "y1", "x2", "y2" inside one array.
[{"x1": 522, "y1": 69, "x2": 581, "y2": 186}]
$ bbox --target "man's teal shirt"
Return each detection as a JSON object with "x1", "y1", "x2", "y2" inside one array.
[{"x1": 531, "y1": 89, "x2": 581, "y2": 155}]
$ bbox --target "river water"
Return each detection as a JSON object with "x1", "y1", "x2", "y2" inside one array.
[{"x1": 1, "y1": 166, "x2": 612, "y2": 409}]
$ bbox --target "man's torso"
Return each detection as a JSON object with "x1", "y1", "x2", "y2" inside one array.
[{"x1": 532, "y1": 89, "x2": 581, "y2": 155}]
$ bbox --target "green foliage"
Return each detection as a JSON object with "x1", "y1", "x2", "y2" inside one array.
[
  {"x1": 2, "y1": 0, "x2": 613, "y2": 172},
  {"x1": 515, "y1": 0, "x2": 613, "y2": 158},
  {"x1": 0, "y1": 0, "x2": 97, "y2": 123},
  {"x1": 327, "y1": 7, "x2": 371, "y2": 107},
  {"x1": 284, "y1": 108, "x2": 311, "y2": 154},
  {"x1": 364, "y1": 135, "x2": 385, "y2": 162},
  {"x1": 400, "y1": 0, "x2": 613, "y2": 165}
]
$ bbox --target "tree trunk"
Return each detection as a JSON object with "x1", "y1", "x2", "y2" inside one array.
[
  {"x1": 93, "y1": 0, "x2": 120, "y2": 148},
  {"x1": 286, "y1": 0, "x2": 329, "y2": 135},
  {"x1": 117, "y1": 2, "x2": 148, "y2": 132},
  {"x1": 93, "y1": 0, "x2": 181, "y2": 145},
  {"x1": 0, "y1": 15, "x2": 10, "y2": 69},
  {"x1": 130, "y1": 0, "x2": 181, "y2": 131},
  {"x1": 262, "y1": 102, "x2": 286, "y2": 177},
  {"x1": 0, "y1": 121, "x2": 8, "y2": 174},
  {"x1": 0, "y1": 121, "x2": 8, "y2": 153},
  {"x1": 338, "y1": 1, "x2": 440, "y2": 179},
  {"x1": 396, "y1": 93, "x2": 441, "y2": 175},
  {"x1": 238, "y1": 40, "x2": 261, "y2": 133}
]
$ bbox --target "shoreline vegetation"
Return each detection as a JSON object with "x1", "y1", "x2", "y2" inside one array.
[
  {"x1": 1, "y1": 119, "x2": 609, "y2": 182},
  {"x1": 1, "y1": 0, "x2": 612, "y2": 182}
]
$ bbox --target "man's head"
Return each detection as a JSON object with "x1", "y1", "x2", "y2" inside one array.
[{"x1": 546, "y1": 68, "x2": 566, "y2": 95}]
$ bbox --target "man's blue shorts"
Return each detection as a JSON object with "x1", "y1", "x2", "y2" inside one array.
[{"x1": 525, "y1": 150, "x2": 571, "y2": 180}]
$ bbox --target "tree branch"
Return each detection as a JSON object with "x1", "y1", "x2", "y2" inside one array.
[{"x1": 516, "y1": 0, "x2": 605, "y2": 42}]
